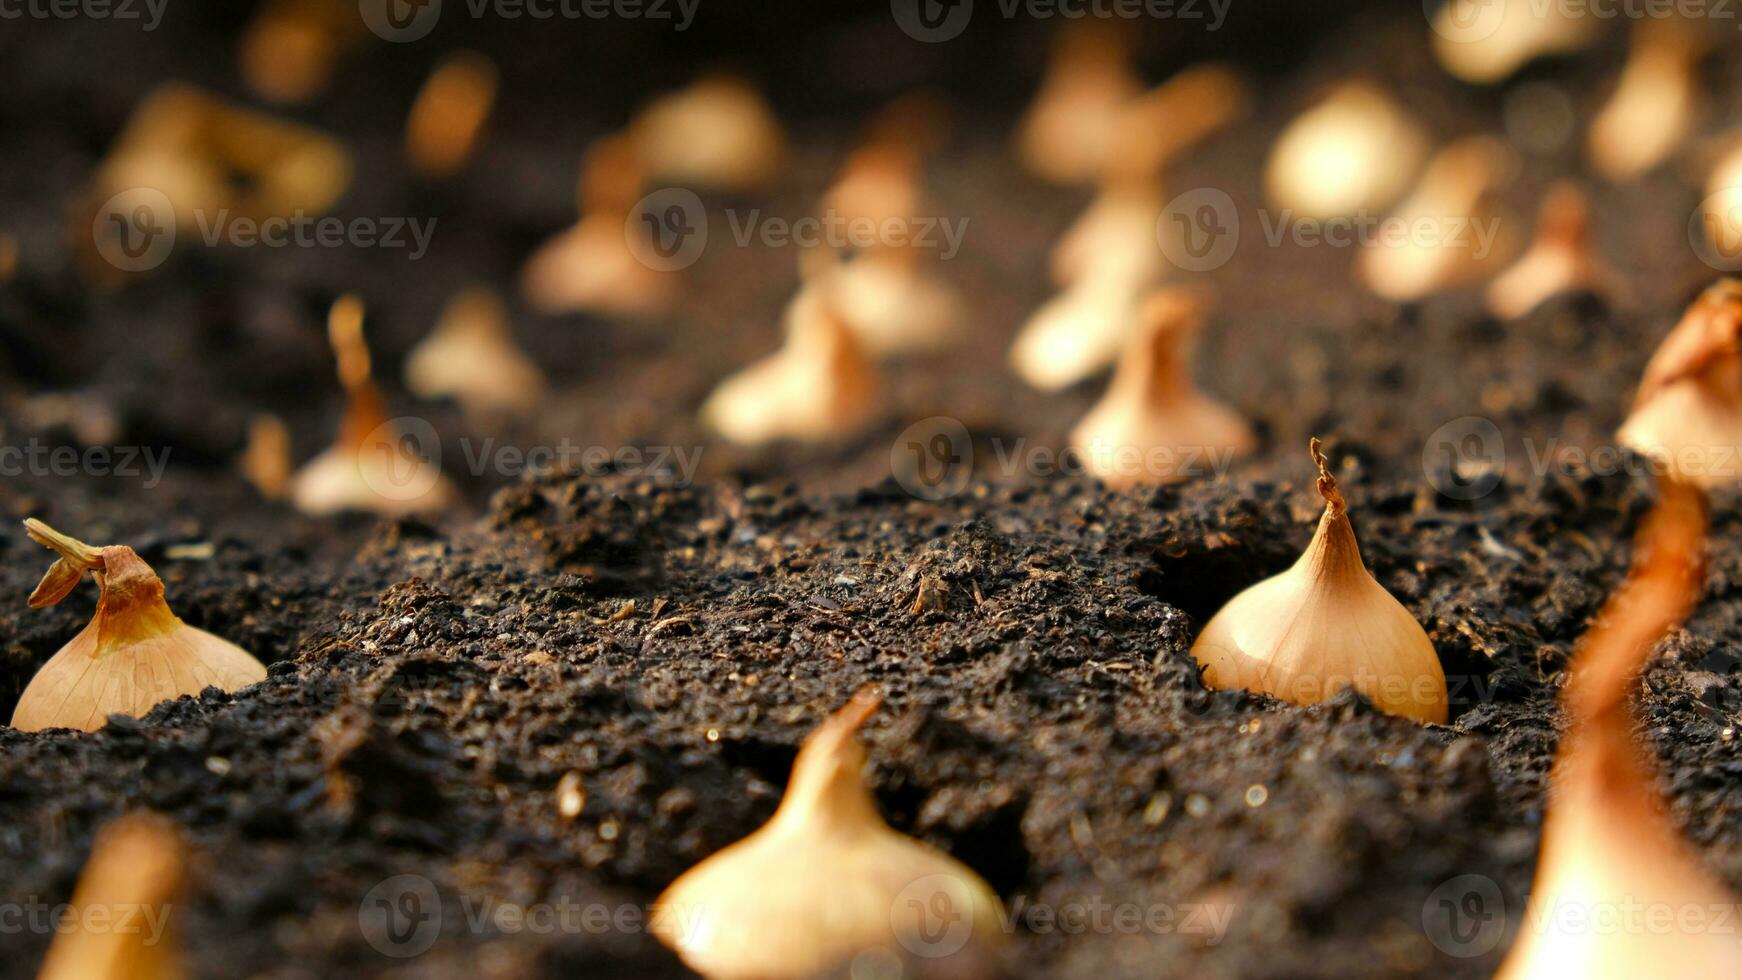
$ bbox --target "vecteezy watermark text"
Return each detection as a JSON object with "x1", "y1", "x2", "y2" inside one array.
[
  {"x1": 359, "y1": 0, "x2": 699, "y2": 43},
  {"x1": 623, "y1": 188, "x2": 970, "y2": 272},
  {"x1": 0, "y1": 898, "x2": 172, "y2": 944},
  {"x1": 0, "y1": 0, "x2": 166, "y2": 29},
  {"x1": 1422, "y1": 873, "x2": 1742, "y2": 958},
  {"x1": 723, "y1": 210, "x2": 968, "y2": 261},
  {"x1": 0, "y1": 440, "x2": 171, "y2": 489},
  {"x1": 1151, "y1": 188, "x2": 1507, "y2": 274},
  {"x1": 892, "y1": 0, "x2": 1231, "y2": 43},
  {"x1": 1423, "y1": 416, "x2": 1742, "y2": 500},
  {"x1": 888, "y1": 417, "x2": 1243, "y2": 500},
  {"x1": 356, "y1": 418, "x2": 706, "y2": 503},
  {"x1": 454, "y1": 438, "x2": 703, "y2": 485},
  {"x1": 192, "y1": 210, "x2": 436, "y2": 261},
  {"x1": 91, "y1": 189, "x2": 436, "y2": 272},
  {"x1": 357, "y1": 872, "x2": 1236, "y2": 960},
  {"x1": 1255, "y1": 210, "x2": 1503, "y2": 260}
]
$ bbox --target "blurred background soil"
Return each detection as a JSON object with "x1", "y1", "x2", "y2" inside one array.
[{"x1": 1, "y1": 2, "x2": 1741, "y2": 977}]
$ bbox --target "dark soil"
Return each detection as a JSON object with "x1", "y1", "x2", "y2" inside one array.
[{"x1": 3, "y1": 4, "x2": 1742, "y2": 979}]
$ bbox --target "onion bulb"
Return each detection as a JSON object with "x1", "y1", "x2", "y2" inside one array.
[
  {"x1": 405, "y1": 287, "x2": 544, "y2": 420},
  {"x1": 699, "y1": 284, "x2": 878, "y2": 446},
  {"x1": 1588, "y1": 22, "x2": 1700, "y2": 183},
  {"x1": 1264, "y1": 81, "x2": 1428, "y2": 221},
  {"x1": 12, "y1": 520, "x2": 265, "y2": 733},
  {"x1": 1498, "y1": 479, "x2": 1742, "y2": 978},
  {"x1": 1191, "y1": 440, "x2": 1448, "y2": 723},
  {"x1": 1617, "y1": 278, "x2": 1742, "y2": 489},
  {"x1": 36, "y1": 813, "x2": 185, "y2": 980},
  {"x1": 291, "y1": 295, "x2": 456, "y2": 517},
  {"x1": 1067, "y1": 287, "x2": 1253, "y2": 489},
  {"x1": 631, "y1": 75, "x2": 785, "y2": 192},
  {"x1": 652, "y1": 691, "x2": 1004, "y2": 978},
  {"x1": 1484, "y1": 182, "x2": 1609, "y2": 321},
  {"x1": 1017, "y1": 22, "x2": 1141, "y2": 185}
]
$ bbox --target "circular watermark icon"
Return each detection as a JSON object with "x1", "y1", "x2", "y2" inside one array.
[
  {"x1": 360, "y1": 0, "x2": 443, "y2": 42},
  {"x1": 92, "y1": 187, "x2": 176, "y2": 272},
  {"x1": 1423, "y1": 416, "x2": 1505, "y2": 501},
  {"x1": 891, "y1": 0, "x2": 973, "y2": 42},
  {"x1": 891, "y1": 873, "x2": 980, "y2": 959},
  {"x1": 1690, "y1": 189, "x2": 1742, "y2": 273},
  {"x1": 1421, "y1": 874, "x2": 1506, "y2": 957},
  {"x1": 626, "y1": 188, "x2": 708, "y2": 271},
  {"x1": 1424, "y1": 0, "x2": 1507, "y2": 44},
  {"x1": 359, "y1": 874, "x2": 442, "y2": 957},
  {"x1": 891, "y1": 416, "x2": 973, "y2": 501},
  {"x1": 359, "y1": 416, "x2": 446, "y2": 503},
  {"x1": 1158, "y1": 188, "x2": 1239, "y2": 273}
]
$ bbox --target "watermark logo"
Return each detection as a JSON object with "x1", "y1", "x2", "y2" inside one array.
[
  {"x1": 891, "y1": 416, "x2": 974, "y2": 500},
  {"x1": 1423, "y1": 416, "x2": 1506, "y2": 501},
  {"x1": 892, "y1": 874, "x2": 980, "y2": 958},
  {"x1": 1422, "y1": 874, "x2": 1507, "y2": 957},
  {"x1": 359, "y1": 417, "x2": 447, "y2": 503},
  {"x1": 892, "y1": 0, "x2": 974, "y2": 42},
  {"x1": 626, "y1": 188, "x2": 709, "y2": 271},
  {"x1": 359, "y1": 874, "x2": 442, "y2": 957},
  {"x1": 360, "y1": 0, "x2": 443, "y2": 41},
  {"x1": 1424, "y1": 0, "x2": 1507, "y2": 43},
  {"x1": 1158, "y1": 187, "x2": 1239, "y2": 273},
  {"x1": 1691, "y1": 189, "x2": 1742, "y2": 273},
  {"x1": 92, "y1": 188, "x2": 176, "y2": 272}
]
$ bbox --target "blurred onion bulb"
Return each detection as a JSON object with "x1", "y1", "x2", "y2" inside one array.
[
  {"x1": 814, "y1": 141, "x2": 962, "y2": 355},
  {"x1": 1701, "y1": 141, "x2": 1742, "y2": 262},
  {"x1": 405, "y1": 51, "x2": 498, "y2": 179},
  {"x1": 1263, "y1": 81, "x2": 1428, "y2": 220},
  {"x1": 823, "y1": 249, "x2": 964, "y2": 356},
  {"x1": 1103, "y1": 63, "x2": 1248, "y2": 184},
  {"x1": 1191, "y1": 440, "x2": 1448, "y2": 723},
  {"x1": 1498, "y1": 479, "x2": 1742, "y2": 978},
  {"x1": 1589, "y1": 22, "x2": 1701, "y2": 182},
  {"x1": 1068, "y1": 288, "x2": 1253, "y2": 489},
  {"x1": 1050, "y1": 179, "x2": 1165, "y2": 289},
  {"x1": 405, "y1": 287, "x2": 544, "y2": 420},
  {"x1": 1012, "y1": 272, "x2": 1146, "y2": 393},
  {"x1": 1357, "y1": 136, "x2": 1515, "y2": 302},
  {"x1": 11, "y1": 520, "x2": 266, "y2": 733},
  {"x1": 521, "y1": 135, "x2": 677, "y2": 317},
  {"x1": 1485, "y1": 182, "x2": 1610, "y2": 320},
  {"x1": 631, "y1": 74, "x2": 786, "y2": 191},
  {"x1": 1013, "y1": 178, "x2": 1163, "y2": 392},
  {"x1": 239, "y1": 0, "x2": 354, "y2": 105},
  {"x1": 291, "y1": 295, "x2": 456, "y2": 517},
  {"x1": 1017, "y1": 22, "x2": 1141, "y2": 184},
  {"x1": 652, "y1": 691, "x2": 1004, "y2": 979},
  {"x1": 1430, "y1": 0, "x2": 1600, "y2": 84},
  {"x1": 700, "y1": 284, "x2": 878, "y2": 446},
  {"x1": 36, "y1": 813, "x2": 185, "y2": 980},
  {"x1": 1617, "y1": 279, "x2": 1742, "y2": 489},
  {"x1": 97, "y1": 84, "x2": 351, "y2": 227},
  {"x1": 239, "y1": 413, "x2": 292, "y2": 501}
]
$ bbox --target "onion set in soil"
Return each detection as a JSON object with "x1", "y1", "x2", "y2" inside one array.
[{"x1": 12, "y1": 521, "x2": 266, "y2": 733}]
